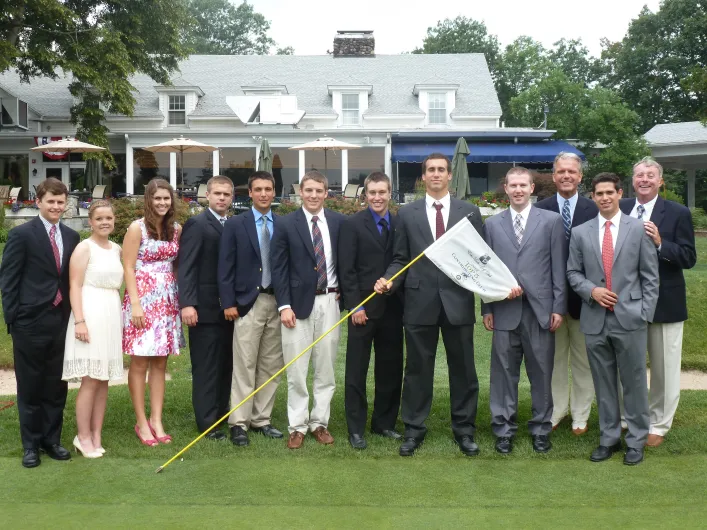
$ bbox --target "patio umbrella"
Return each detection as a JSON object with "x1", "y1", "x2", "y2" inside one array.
[
  {"x1": 450, "y1": 137, "x2": 471, "y2": 199},
  {"x1": 143, "y1": 136, "x2": 217, "y2": 188},
  {"x1": 258, "y1": 138, "x2": 273, "y2": 173},
  {"x1": 289, "y1": 137, "x2": 360, "y2": 177},
  {"x1": 85, "y1": 159, "x2": 103, "y2": 188},
  {"x1": 31, "y1": 138, "x2": 105, "y2": 188}
]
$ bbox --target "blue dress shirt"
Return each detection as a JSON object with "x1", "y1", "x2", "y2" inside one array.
[{"x1": 252, "y1": 206, "x2": 274, "y2": 244}]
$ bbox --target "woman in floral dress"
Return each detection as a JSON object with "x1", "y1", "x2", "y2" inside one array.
[{"x1": 122, "y1": 178, "x2": 182, "y2": 446}]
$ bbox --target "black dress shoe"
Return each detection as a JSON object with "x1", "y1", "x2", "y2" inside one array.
[
  {"x1": 455, "y1": 435, "x2": 480, "y2": 456},
  {"x1": 624, "y1": 447, "x2": 644, "y2": 466},
  {"x1": 495, "y1": 437, "x2": 513, "y2": 454},
  {"x1": 372, "y1": 428, "x2": 402, "y2": 440},
  {"x1": 22, "y1": 449, "x2": 40, "y2": 468},
  {"x1": 399, "y1": 437, "x2": 422, "y2": 456},
  {"x1": 41, "y1": 444, "x2": 71, "y2": 461},
  {"x1": 590, "y1": 442, "x2": 623, "y2": 462},
  {"x1": 349, "y1": 434, "x2": 367, "y2": 450},
  {"x1": 532, "y1": 434, "x2": 552, "y2": 454},
  {"x1": 230, "y1": 426, "x2": 250, "y2": 446},
  {"x1": 250, "y1": 424, "x2": 284, "y2": 439},
  {"x1": 205, "y1": 430, "x2": 227, "y2": 441}
]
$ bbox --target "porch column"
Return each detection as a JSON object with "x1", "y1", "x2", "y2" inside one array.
[
  {"x1": 255, "y1": 144, "x2": 261, "y2": 171},
  {"x1": 126, "y1": 143, "x2": 134, "y2": 195},
  {"x1": 341, "y1": 149, "x2": 348, "y2": 189},
  {"x1": 299, "y1": 150, "x2": 305, "y2": 182},
  {"x1": 384, "y1": 142, "x2": 392, "y2": 181},
  {"x1": 212, "y1": 149, "x2": 220, "y2": 177},
  {"x1": 687, "y1": 168, "x2": 696, "y2": 209},
  {"x1": 169, "y1": 152, "x2": 177, "y2": 189}
]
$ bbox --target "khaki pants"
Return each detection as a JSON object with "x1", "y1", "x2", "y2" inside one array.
[
  {"x1": 647, "y1": 322, "x2": 684, "y2": 436},
  {"x1": 228, "y1": 294, "x2": 283, "y2": 430},
  {"x1": 281, "y1": 293, "x2": 341, "y2": 434}
]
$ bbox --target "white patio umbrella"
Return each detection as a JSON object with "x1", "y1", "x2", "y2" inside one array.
[
  {"x1": 31, "y1": 138, "x2": 106, "y2": 187},
  {"x1": 143, "y1": 136, "x2": 218, "y2": 188},
  {"x1": 289, "y1": 137, "x2": 360, "y2": 177}
]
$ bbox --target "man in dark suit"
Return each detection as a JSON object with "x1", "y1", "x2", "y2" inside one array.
[
  {"x1": 272, "y1": 170, "x2": 345, "y2": 449},
  {"x1": 0, "y1": 177, "x2": 80, "y2": 468},
  {"x1": 339, "y1": 172, "x2": 404, "y2": 450},
  {"x1": 178, "y1": 175, "x2": 234, "y2": 441},
  {"x1": 619, "y1": 157, "x2": 696, "y2": 447},
  {"x1": 218, "y1": 171, "x2": 284, "y2": 447},
  {"x1": 375, "y1": 153, "x2": 482, "y2": 457},
  {"x1": 536, "y1": 152, "x2": 598, "y2": 436}
]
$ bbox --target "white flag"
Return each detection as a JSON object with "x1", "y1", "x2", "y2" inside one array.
[{"x1": 424, "y1": 215, "x2": 519, "y2": 303}]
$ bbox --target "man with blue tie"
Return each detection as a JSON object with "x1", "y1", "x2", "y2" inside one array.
[
  {"x1": 218, "y1": 171, "x2": 284, "y2": 447},
  {"x1": 536, "y1": 152, "x2": 598, "y2": 436}
]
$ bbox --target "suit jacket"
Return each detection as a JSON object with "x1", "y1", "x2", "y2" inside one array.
[
  {"x1": 619, "y1": 197, "x2": 696, "y2": 323},
  {"x1": 567, "y1": 212, "x2": 660, "y2": 335},
  {"x1": 0, "y1": 216, "x2": 80, "y2": 330},
  {"x1": 217, "y1": 208, "x2": 277, "y2": 318},
  {"x1": 535, "y1": 194, "x2": 598, "y2": 320},
  {"x1": 338, "y1": 208, "x2": 402, "y2": 320},
  {"x1": 177, "y1": 210, "x2": 226, "y2": 324},
  {"x1": 272, "y1": 207, "x2": 345, "y2": 320},
  {"x1": 383, "y1": 197, "x2": 482, "y2": 326},
  {"x1": 481, "y1": 206, "x2": 567, "y2": 331}
]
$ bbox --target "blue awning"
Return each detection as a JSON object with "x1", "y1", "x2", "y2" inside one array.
[{"x1": 391, "y1": 140, "x2": 584, "y2": 163}]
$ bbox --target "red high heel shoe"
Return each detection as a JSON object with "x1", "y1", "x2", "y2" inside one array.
[
  {"x1": 148, "y1": 421, "x2": 172, "y2": 444},
  {"x1": 134, "y1": 424, "x2": 159, "y2": 447}
]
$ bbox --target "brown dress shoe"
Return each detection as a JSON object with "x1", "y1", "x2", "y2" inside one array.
[
  {"x1": 287, "y1": 431, "x2": 305, "y2": 450},
  {"x1": 311, "y1": 427, "x2": 334, "y2": 445},
  {"x1": 646, "y1": 434, "x2": 665, "y2": 447},
  {"x1": 572, "y1": 426, "x2": 588, "y2": 436}
]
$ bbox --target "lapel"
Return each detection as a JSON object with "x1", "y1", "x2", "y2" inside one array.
[
  {"x1": 613, "y1": 213, "x2": 632, "y2": 264},
  {"x1": 500, "y1": 209, "x2": 520, "y2": 250},
  {"x1": 387, "y1": 211, "x2": 397, "y2": 252},
  {"x1": 324, "y1": 209, "x2": 339, "y2": 254},
  {"x1": 518, "y1": 206, "x2": 540, "y2": 251},
  {"x1": 447, "y1": 198, "x2": 467, "y2": 231},
  {"x1": 549, "y1": 195, "x2": 561, "y2": 214},
  {"x1": 58, "y1": 224, "x2": 72, "y2": 273},
  {"x1": 294, "y1": 208, "x2": 316, "y2": 261},
  {"x1": 650, "y1": 196, "x2": 665, "y2": 228},
  {"x1": 573, "y1": 197, "x2": 591, "y2": 226},
  {"x1": 32, "y1": 217, "x2": 59, "y2": 276},
  {"x1": 619, "y1": 198, "x2": 633, "y2": 216},
  {"x1": 204, "y1": 209, "x2": 224, "y2": 236},
  {"x1": 242, "y1": 209, "x2": 261, "y2": 260},
  {"x1": 587, "y1": 217, "x2": 603, "y2": 270},
  {"x1": 413, "y1": 200, "x2": 435, "y2": 247},
  {"x1": 363, "y1": 209, "x2": 385, "y2": 250}
]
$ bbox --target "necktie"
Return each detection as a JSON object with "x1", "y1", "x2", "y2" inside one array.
[
  {"x1": 637, "y1": 204, "x2": 645, "y2": 220},
  {"x1": 434, "y1": 203, "x2": 445, "y2": 240},
  {"x1": 311, "y1": 215, "x2": 328, "y2": 290},
  {"x1": 602, "y1": 221, "x2": 614, "y2": 308},
  {"x1": 562, "y1": 199, "x2": 572, "y2": 240},
  {"x1": 49, "y1": 225, "x2": 62, "y2": 306},
  {"x1": 220, "y1": 217, "x2": 226, "y2": 226},
  {"x1": 260, "y1": 217, "x2": 271, "y2": 288},
  {"x1": 379, "y1": 217, "x2": 389, "y2": 246},
  {"x1": 514, "y1": 214, "x2": 524, "y2": 245}
]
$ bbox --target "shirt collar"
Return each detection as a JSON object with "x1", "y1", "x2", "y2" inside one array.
[
  {"x1": 302, "y1": 207, "x2": 324, "y2": 224},
  {"x1": 369, "y1": 207, "x2": 390, "y2": 224},
  {"x1": 599, "y1": 210, "x2": 622, "y2": 228},
  {"x1": 39, "y1": 214, "x2": 59, "y2": 229},
  {"x1": 557, "y1": 192, "x2": 578, "y2": 208},
  {"x1": 635, "y1": 195, "x2": 658, "y2": 211},
  {"x1": 426, "y1": 193, "x2": 450, "y2": 210},
  {"x1": 208, "y1": 208, "x2": 226, "y2": 222},
  {"x1": 511, "y1": 202, "x2": 532, "y2": 220},
  {"x1": 251, "y1": 206, "x2": 272, "y2": 222}
]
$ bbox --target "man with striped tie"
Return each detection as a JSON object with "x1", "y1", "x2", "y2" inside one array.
[
  {"x1": 536, "y1": 152, "x2": 598, "y2": 435},
  {"x1": 272, "y1": 171, "x2": 345, "y2": 449}
]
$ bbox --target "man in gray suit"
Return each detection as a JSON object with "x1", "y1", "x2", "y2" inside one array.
[
  {"x1": 482, "y1": 167, "x2": 567, "y2": 454},
  {"x1": 375, "y1": 153, "x2": 483, "y2": 457},
  {"x1": 567, "y1": 173, "x2": 659, "y2": 466}
]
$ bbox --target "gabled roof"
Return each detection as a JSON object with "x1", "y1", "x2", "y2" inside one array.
[{"x1": 645, "y1": 121, "x2": 707, "y2": 145}]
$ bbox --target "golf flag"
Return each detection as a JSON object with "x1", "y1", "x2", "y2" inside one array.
[{"x1": 424, "y1": 214, "x2": 518, "y2": 303}]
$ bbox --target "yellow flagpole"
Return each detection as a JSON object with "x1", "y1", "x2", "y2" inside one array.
[{"x1": 156, "y1": 251, "x2": 426, "y2": 473}]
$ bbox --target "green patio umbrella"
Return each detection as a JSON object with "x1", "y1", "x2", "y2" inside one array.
[
  {"x1": 258, "y1": 138, "x2": 273, "y2": 174},
  {"x1": 450, "y1": 137, "x2": 471, "y2": 199}
]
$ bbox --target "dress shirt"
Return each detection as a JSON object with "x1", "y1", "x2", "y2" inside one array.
[
  {"x1": 251, "y1": 206, "x2": 274, "y2": 246},
  {"x1": 598, "y1": 211, "x2": 622, "y2": 252},
  {"x1": 208, "y1": 208, "x2": 227, "y2": 225},
  {"x1": 425, "y1": 193, "x2": 451, "y2": 236},
  {"x1": 369, "y1": 207, "x2": 390, "y2": 235},
  {"x1": 39, "y1": 214, "x2": 63, "y2": 266},
  {"x1": 556, "y1": 192, "x2": 578, "y2": 221},
  {"x1": 302, "y1": 207, "x2": 337, "y2": 289},
  {"x1": 629, "y1": 195, "x2": 658, "y2": 221},
  {"x1": 510, "y1": 202, "x2": 533, "y2": 232}
]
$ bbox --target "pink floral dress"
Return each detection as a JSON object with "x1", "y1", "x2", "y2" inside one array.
[{"x1": 122, "y1": 219, "x2": 183, "y2": 356}]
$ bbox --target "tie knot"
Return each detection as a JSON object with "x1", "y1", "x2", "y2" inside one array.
[
  {"x1": 50, "y1": 224, "x2": 57, "y2": 236},
  {"x1": 605, "y1": 220, "x2": 612, "y2": 228},
  {"x1": 434, "y1": 203, "x2": 443, "y2": 212},
  {"x1": 312, "y1": 215, "x2": 319, "y2": 224},
  {"x1": 516, "y1": 214, "x2": 523, "y2": 223},
  {"x1": 379, "y1": 218, "x2": 388, "y2": 228}
]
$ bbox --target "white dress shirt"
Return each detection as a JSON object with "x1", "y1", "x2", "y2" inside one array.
[
  {"x1": 629, "y1": 195, "x2": 658, "y2": 221},
  {"x1": 302, "y1": 207, "x2": 337, "y2": 289},
  {"x1": 425, "y1": 193, "x2": 451, "y2": 239},
  {"x1": 556, "y1": 192, "x2": 578, "y2": 221},
  {"x1": 39, "y1": 214, "x2": 63, "y2": 266},
  {"x1": 208, "y1": 207, "x2": 227, "y2": 225},
  {"x1": 510, "y1": 202, "x2": 533, "y2": 232},
  {"x1": 598, "y1": 211, "x2": 622, "y2": 252}
]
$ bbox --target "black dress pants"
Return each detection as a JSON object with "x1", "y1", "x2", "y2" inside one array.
[
  {"x1": 344, "y1": 309, "x2": 404, "y2": 435},
  {"x1": 189, "y1": 322, "x2": 234, "y2": 432},
  {"x1": 11, "y1": 305, "x2": 69, "y2": 449}
]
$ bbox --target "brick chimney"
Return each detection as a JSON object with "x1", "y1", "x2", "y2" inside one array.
[{"x1": 333, "y1": 31, "x2": 375, "y2": 57}]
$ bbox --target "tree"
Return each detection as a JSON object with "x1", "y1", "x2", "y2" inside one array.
[
  {"x1": 1, "y1": 0, "x2": 191, "y2": 165},
  {"x1": 548, "y1": 38, "x2": 598, "y2": 87},
  {"x1": 598, "y1": 0, "x2": 707, "y2": 131}
]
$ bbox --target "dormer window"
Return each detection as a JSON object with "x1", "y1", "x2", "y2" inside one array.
[
  {"x1": 168, "y1": 95, "x2": 186, "y2": 125},
  {"x1": 428, "y1": 93, "x2": 447, "y2": 125},
  {"x1": 327, "y1": 80, "x2": 371, "y2": 127},
  {"x1": 341, "y1": 94, "x2": 360, "y2": 125}
]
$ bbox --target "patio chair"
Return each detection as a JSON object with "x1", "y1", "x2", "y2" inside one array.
[
  {"x1": 197, "y1": 184, "x2": 208, "y2": 205},
  {"x1": 342, "y1": 183, "x2": 359, "y2": 200},
  {"x1": 356, "y1": 186, "x2": 365, "y2": 200},
  {"x1": 9, "y1": 187, "x2": 22, "y2": 202},
  {"x1": 92, "y1": 184, "x2": 107, "y2": 200},
  {"x1": 292, "y1": 183, "x2": 300, "y2": 196},
  {"x1": 0, "y1": 185, "x2": 10, "y2": 201}
]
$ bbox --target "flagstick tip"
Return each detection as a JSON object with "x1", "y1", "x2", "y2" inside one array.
[{"x1": 155, "y1": 466, "x2": 164, "y2": 474}]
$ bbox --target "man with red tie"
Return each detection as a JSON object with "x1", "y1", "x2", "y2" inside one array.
[{"x1": 0, "y1": 178, "x2": 80, "y2": 468}]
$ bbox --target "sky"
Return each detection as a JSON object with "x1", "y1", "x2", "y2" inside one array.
[{"x1": 248, "y1": 0, "x2": 663, "y2": 57}]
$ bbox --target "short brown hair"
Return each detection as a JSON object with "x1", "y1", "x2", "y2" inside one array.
[
  {"x1": 88, "y1": 199, "x2": 113, "y2": 219},
  {"x1": 36, "y1": 177, "x2": 68, "y2": 200},
  {"x1": 422, "y1": 153, "x2": 451, "y2": 173},
  {"x1": 301, "y1": 170, "x2": 328, "y2": 190},
  {"x1": 505, "y1": 166, "x2": 534, "y2": 184},
  {"x1": 363, "y1": 171, "x2": 391, "y2": 192},
  {"x1": 592, "y1": 173, "x2": 622, "y2": 192},
  {"x1": 207, "y1": 175, "x2": 234, "y2": 192},
  {"x1": 248, "y1": 171, "x2": 276, "y2": 190}
]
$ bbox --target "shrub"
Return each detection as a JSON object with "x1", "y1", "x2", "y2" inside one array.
[
  {"x1": 690, "y1": 207, "x2": 707, "y2": 230},
  {"x1": 0, "y1": 227, "x2": 8, "y2": 243},
  {"x1": 0, "y1": 203, "x2": 5, "y2": 228},
  {"x1": 662, "y1": 188, "x2": 684, "y2": 205},
  {"x1": 111, "y1": 197, "x2": 192, "y2": 243}
]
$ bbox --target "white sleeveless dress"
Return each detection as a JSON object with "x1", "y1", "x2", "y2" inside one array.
[{"x1": 62, "y1": 239, "x2": 125, "y2": 382}]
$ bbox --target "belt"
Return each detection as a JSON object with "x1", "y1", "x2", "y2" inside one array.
[
  {"x1": 258, "y1": 286, "x2": 275, "y2": 295},
  {"x1": 315, "y1": 288, "x2": 339, "y2": 295}
]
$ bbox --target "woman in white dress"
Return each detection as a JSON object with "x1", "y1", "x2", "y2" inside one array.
[{"x1": 62, "y1": 200, "x2": 124, "y2": 458}]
